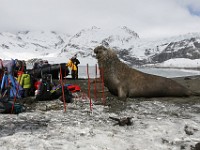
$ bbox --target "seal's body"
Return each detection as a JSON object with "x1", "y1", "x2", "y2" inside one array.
[{"x1": 94, "y1": 46, "x2": 195, "y2": 99}]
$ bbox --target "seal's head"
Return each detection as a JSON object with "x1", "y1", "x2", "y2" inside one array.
[
  {"x1": 94, "y1": 46, "x2": 107, "y2": 59},
  {"x1": 94, "y1": 45, "x2": 116, "y2": 61}
]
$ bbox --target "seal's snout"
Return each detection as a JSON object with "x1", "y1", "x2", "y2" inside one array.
[{"x1": 94, "y1": 48, "x2": 98, "y2": 54}]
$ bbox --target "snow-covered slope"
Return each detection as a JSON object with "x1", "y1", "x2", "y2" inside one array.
[
  {"x1": 61, "y1": 26, "x2": 139, "y2": 60},
  {"x1": 0, "y1": 31, "x2": 70, "y2": 62},
  {"x1": 0, "y1": 27, "x2": 200, "y2": 68},
  {"x1": 66, "y1": 26, "x2": 139, "y2": 50}
]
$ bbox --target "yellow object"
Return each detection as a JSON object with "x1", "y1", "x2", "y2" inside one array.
[
  {"x1": 66, "y1": 59, "x2": 77, "y2": 71},
  {"x1": 17, "y1": 74, "x2": 31, "y2": 89}
]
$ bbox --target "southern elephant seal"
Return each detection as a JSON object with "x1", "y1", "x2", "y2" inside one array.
[{"x1": 94, "y1": 45, "x2": 198, "y2": 99}]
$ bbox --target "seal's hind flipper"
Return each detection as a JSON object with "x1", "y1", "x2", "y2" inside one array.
[{"x1": 109, "y1": 116, "x2": 120, "y2": 121}]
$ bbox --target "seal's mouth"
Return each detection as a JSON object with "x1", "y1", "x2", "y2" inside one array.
[
  {"x1": 95, "y1": 54, "x2": 99, "y2": 59},
  {"x1": 94, "y1": 49, "x2": 99, "y2": 59}
]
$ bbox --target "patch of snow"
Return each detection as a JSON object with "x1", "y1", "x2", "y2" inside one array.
[{"x1": 153, "y1": 58, "x2": 200, "y2": 68}]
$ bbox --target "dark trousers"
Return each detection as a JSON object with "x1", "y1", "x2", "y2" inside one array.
[
  {"x1": 71, "y1": 70, "x2": 76, "y2": 79},
  {"x1": 76, "y1": 67, "x2": 78, "y2": 79},
  {"x1": 23, "y1": 88, "x2": 30, "y2": 98},
  {"x1": 71, "y1": 69, "x2": 78, "y2": 79}
]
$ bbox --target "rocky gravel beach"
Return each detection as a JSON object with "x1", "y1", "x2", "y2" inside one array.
[{"x1": 0, "y1": 75, "x2": 200, "y2": 150}]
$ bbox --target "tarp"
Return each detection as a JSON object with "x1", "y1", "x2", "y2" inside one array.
[{"x1": 0, "y1": 59, "x2": 16, "y2": 74}]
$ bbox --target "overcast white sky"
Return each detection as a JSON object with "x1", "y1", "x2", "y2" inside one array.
[{"x1": 0, "y1": 0, "x2": 200, "y2": 38}]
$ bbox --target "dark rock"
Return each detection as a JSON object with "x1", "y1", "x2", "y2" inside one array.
[
  {"x1": 109, "y1": 116, "x2": 133, "y2": 126},
  {"x1": 184, "y1": 125, "x2": 198, "y2": 135}
]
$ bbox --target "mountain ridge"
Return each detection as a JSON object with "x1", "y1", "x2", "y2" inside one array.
[{"x1": 0, "y1": 26, "x2": 200, "y2": 68}]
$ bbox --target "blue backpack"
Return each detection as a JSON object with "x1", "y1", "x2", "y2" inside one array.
[{"x1": 1, "y1": 74, "x2": 24, "y2": 99}]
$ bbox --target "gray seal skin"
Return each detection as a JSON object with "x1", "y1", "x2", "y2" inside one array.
[{"x1": 94, "y1": 45, "x2": 197, "y2": 99}]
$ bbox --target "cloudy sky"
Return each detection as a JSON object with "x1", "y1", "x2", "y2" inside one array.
[{"x1": 0, "y1": 0, "x2": 200, "y2": 38}]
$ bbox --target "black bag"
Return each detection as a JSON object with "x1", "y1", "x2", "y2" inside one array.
[
  {"x1": 53, "y1": 86, "x2": 73, "y2": 103},
  {"x1": 36, "y1": 90, "x2": 53, "y2": 101},
  {"x1": 35, "y1": 75, "x2": 53, "y2": 101},
  {"x1": 35, "y1": 84, "x2": 53, "y2": 101},
  {"x1": 62, "y1": 87, "x2": 73, "y2": 103}
]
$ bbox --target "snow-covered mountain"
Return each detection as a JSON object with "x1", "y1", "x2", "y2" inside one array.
[
  {"x1": 150, "y1": 37, "x2": 200, "y2": 62},
  {"x1": 0, "y1": 27, "x2": 200, "y2": 68},
  {"x1": 0, "y1": 31, "x2": 70, "y2": 61}
]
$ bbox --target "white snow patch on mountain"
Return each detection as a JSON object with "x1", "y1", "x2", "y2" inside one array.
[{"x1": 0, "y1": 27, "x2": 200, "y2": 68}]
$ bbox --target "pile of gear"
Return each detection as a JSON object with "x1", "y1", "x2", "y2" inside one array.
[{"x1": 0, "y1": 59, "x2": 81, "y2": 114}]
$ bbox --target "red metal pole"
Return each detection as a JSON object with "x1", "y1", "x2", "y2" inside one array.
[
  {"x1": 0, "y1": 59, "x2": 3, "y2": 69},
  {"x1": 87, "y1": 64, "x2": 92, "y2": 112},
  {"x1": 101, "y1": 67, "x2": 105, "y2": 105},
  {"x1": 60, "y1": 65, "x2": 66, "y2": 112},
  {"x1": 64, "y1": 65, "x2": 67, "y2": 83},
  {"x1": 94, "y1": 64, "x2": 97, "y2": 101}
]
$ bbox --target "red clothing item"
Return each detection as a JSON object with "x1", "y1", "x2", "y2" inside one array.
[{"x1": 34, "y1": 81, "x2": 42, "y2": 90}]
